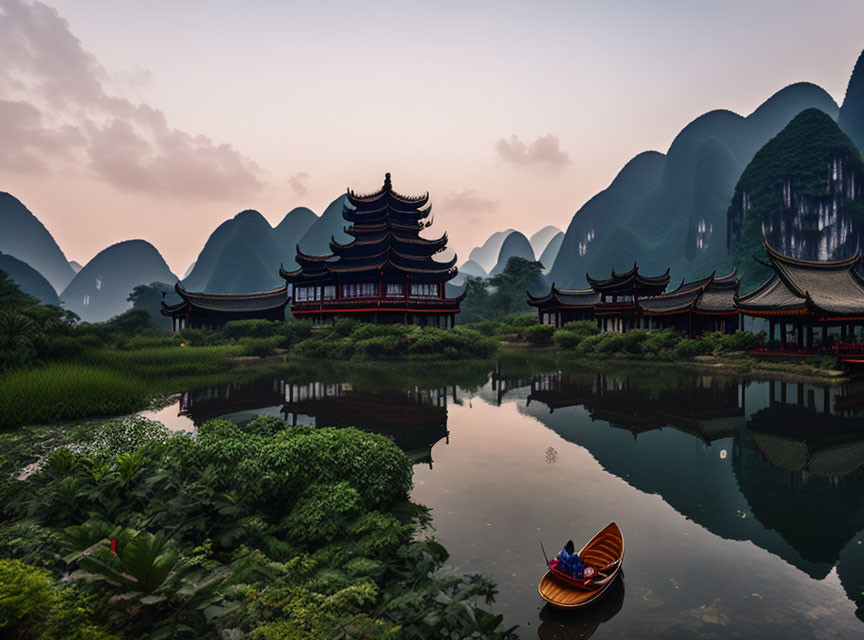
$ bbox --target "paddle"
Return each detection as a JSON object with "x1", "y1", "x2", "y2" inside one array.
[{"x1": 539, "y1": 538, "x2": 550, "y2": 567}]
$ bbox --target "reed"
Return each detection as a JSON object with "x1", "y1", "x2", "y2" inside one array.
[{"x1": 0, "y1": 364, "x2": 149, "y2": 428}]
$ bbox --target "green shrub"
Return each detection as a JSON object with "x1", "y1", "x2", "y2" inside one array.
[
  {"x1": 503, "y1": 313, "x2": 537, "y2": 328},
  {"x1": 459, "y1": 320, "x2": 509, "y2": 336},
  {"x1": 122, "y1": 335, "x2": 179, "y2": 350},
  {"x1": 239, "y1": 425, "x2": 413, "y2": 510},
  {"x1": 552, "y1": 320, "x2": 597, "y2": 350},
  {"x1": 332, "y1": 318, "x2": 361, "y2": 337},
  {"x1": 277, "y1": 319, "x2": 315, "y2": 343},
  {"x1": 221, "y1": 319, "x2": 282, "y2": 340},
  {"x1": 719, "y1": 330, "x2": 762, "y2": 351},
  {"x1": 674, "y1": 338, "x2": 705, "y2": 359},
  {"x1": 641, "y1": 329, "x2": 683, "y2": 354},
  {"x1": 177, "y1": 328, "x2": 210, "y2": 346},
  {"x1": 619, "y1": 330, "x2": 650, "y2": 354},
  {"x1": 524, "y1": 324, "x2": 555, "y2": 346},
  {"x1": 241, "y1": 336, "x2": 282, "y2": 357},
  {"x1": 0, "y1": 558, "x2": 58, "y2": 636},
  {"x1": 281, "y1": 482, "x2": 363, "y2": 547}
]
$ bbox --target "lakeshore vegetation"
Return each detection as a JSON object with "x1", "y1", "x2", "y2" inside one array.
[{"x1": 0, "y1": 267, "x2": 845, "y2": 638}]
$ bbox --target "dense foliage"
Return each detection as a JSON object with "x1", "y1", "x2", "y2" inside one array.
[
  {"x1": 729, "y1": 108, "x2": 864, "y2": 288},
  {"x1": 458, "y1": 257, "x2": 546, "y2": 322},
  {"x1": 0, "y1": 416, "x2": 517, "y2": 639},
  {"x1": 549, "y1": 321, "x2": 763, "y2": 359},
  {"x1": 127, "y1": 283, "x2": 176, "y2": 332}
]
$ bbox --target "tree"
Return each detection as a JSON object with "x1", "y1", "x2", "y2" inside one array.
[
  {"x1": 128, "y1": 282, "x2": 175, "y2": 332},
  {"x1": 460, "y1": 257, "x2": 546, "y2": 320},
  {"x1": 0, "y1": 268, "x2": 38, "y2": 310}
]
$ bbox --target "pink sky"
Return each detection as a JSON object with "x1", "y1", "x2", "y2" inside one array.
[{"x1": 2, "y1": 0, "x2": 863, "y2": 274}]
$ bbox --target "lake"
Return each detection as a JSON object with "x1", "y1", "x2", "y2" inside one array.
[{"x1": 143, "y1": 360, "x2": 864, "y2": 639}]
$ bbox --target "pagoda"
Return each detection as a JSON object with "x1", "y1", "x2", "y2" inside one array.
[{"x1": 280, "y1": 173, "x2": 463, "y2": 326}]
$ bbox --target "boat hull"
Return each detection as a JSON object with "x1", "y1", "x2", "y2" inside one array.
[
  {"x1": 539, "y1": 522, "x2": 624, "y2": 609},
  {"x1": 538, "y1": 569, "x2": 621, "y2": 609}
]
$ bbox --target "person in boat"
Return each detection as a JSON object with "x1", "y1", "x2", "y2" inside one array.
[
  {"x1": 550, "y1": 540, "x2": 595, "y2": 580},
  {"x1": 553, "y1": 541, "x2": 584, "y2": 577}
]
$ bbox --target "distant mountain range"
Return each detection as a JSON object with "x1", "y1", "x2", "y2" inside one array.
[
  {"x1": 548, "y1": 81, "x2": 842, "y2": 289},
  {"x1": 463, "y1": 226, "x2": 562, "y2": 278},
  {"x1": 3, "y1": 49, "x2": 864, "y2": 322},
  {"x1": 489, "y1": 231, "x2": 535, "y2": 276}
]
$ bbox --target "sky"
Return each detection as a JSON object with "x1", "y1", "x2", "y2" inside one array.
[{"x1": 2, "y1": 0, "x2": 863, "y2": 275}]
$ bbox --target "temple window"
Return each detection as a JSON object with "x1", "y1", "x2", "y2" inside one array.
[
  {"x1": 410, "y1": 283, "x2": 438, "y2": 297},
  {"x1": 343, "y1": 282, "x2": 377, "y2": 298},
  {"x1": 386, "y1": 282, "x2": 404, "y2": 297}
]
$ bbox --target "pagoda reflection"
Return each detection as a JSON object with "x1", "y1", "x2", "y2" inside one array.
[
  {"x1": 281, "y1": 382, "x2": 452, "y2": 466},
  {"x1": 177, "y1": 376, "x2": 454, "y2": 466},
  {"x1": 527, "y1": 371, "x2": 745, "y2": 442}
]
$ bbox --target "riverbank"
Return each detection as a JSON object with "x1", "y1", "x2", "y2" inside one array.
[
  {"x1": 0, "y1": 412, "x2": 518, "y2": 639},
  {"x1": 497, "y1": 345, "x2": 846, "y2": 383},
  {"x1": 1, "y1": 337, "x2": 848, "y2": 430}
]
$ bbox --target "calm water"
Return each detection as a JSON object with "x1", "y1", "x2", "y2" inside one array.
[{"x1": 143, "y1": 363, "x2": 864, "y2": 638}]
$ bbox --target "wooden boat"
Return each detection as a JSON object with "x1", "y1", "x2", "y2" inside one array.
[{"x1": 538, "y1": 522, "x2": 624, "y2": 609}]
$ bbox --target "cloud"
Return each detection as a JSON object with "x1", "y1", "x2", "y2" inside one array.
[
  {"x1": 495, "y1": 133, "x2": 572, "y2": 170},
  {"x1": 443, "y1": 188, "x2": 500, "y2": 214},
  {"x1": 288, "y1": 171, "x2": 310, "y2": 196},
  {"x1": 0, "y1": 0, "x2": 265, "y2": 199}
]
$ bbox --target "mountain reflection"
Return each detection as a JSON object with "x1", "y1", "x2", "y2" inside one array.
[
  {"x1": 517, "y1": 368, "x2": 864, "y2": 619},
  {"x1": 170, "y1": 365, "x2": 864, "y2": 620}
]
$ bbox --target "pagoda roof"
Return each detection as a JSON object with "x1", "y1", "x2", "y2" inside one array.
[
  {"x1": 162, "y1": 283, "x2": 289, "y2": 314},
  {"x1": 736, "y1": 240, "x2": 864, "y2": 317},
  {"x1": 284, "y1": 174, "x2": 457, "y2": 284},
  {"x1": 527, "y1": 284, "x2": 600, "y2": 308},
  {"x1": 586, "y1": 263, "x2": 670, "y2": 294},
  {"x1": 347, "y1": 172, "x2": 429, "y2": 208},
  {"x1": 639, "y1": 269, "x2": 739, "y2": 315},
  {"x1": 749, "y1": 430, "x2": 864, "y2": 477}
]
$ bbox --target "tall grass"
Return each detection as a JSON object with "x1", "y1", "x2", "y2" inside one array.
[
  {"x1": 81, "y1": 345, "x2": 244, "y2": 378},
  {"x1": 0, "y1": 364, "x2": 150, "y2": 428},
  {"x1": 0, "y1": 346, "x2": 250, "y2": 429}
]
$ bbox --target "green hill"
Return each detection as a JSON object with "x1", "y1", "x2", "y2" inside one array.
[
  {"x1": 549, "y1": 82, "x2": 840, "y2": 290},
  {"x1": 296, "y1": 196, "x2": 351, "y2": 256},
  {"x1": 489, "y1": 231, "x2": 535, "y2": 276},
  {"x1": 0, "y1": 192, "x2": 75, "y2": 292},
  {"x1": 728, "y1": 108, "x2": 864, "y2": 289},
  {"x1": 839, "y1": 49, "x2": 864, "y2": 156},
  {"x1": 182, "y1": 209, "x2": 289, "y2": 294},
  {"x1": 61, "y1": 240, "x2": 177, "y2": 322},
  {"x1": 0, "y1": 252, "x2": 60, "y2": 306}
]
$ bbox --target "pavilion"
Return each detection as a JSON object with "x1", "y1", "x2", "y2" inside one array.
[
  {"x1": 639, "y1": 269, "x2": 740, "y2": 337},
  {"x1": 735, "y1": 240, "x2": 864, "y2": 350},
  {"x1": 161, "y1": 283, "x2": 289, "y2": 331}
]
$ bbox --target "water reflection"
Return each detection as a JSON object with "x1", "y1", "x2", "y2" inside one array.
[
  {"x1": 537, "y1": 574, "x2": 625, "y2": 640},
  {"x1": 281, "y1": 382, "x2": 452, "y2": 466},
  {"x1": 175, "y1": 376, "x2": 457, "y2": 467},
  {"x1": 154, "y1": 364, "x2": 864, "y2": 634},
  {"x1": 517, "y1": 369, "x2": 864, "y2": 627}
]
